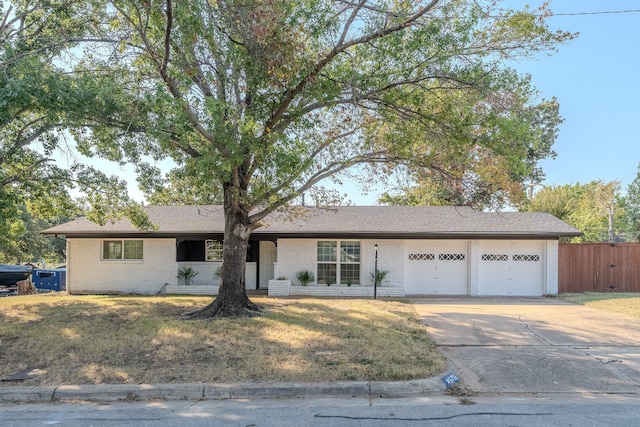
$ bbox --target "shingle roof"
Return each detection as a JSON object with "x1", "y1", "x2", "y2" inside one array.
[{"x1": 43, "y1": 205, "x2": 581, "y2": 239}]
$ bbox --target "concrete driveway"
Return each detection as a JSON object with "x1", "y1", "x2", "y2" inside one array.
[{"x1": 411, "y1": 297, "x2": 640, "y2": 395}]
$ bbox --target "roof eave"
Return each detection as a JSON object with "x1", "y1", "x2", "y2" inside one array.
[{"x1": 45, "y1": 230, "x2": 582, "y2": 240}]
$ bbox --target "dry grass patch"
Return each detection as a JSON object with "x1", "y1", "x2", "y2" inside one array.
[
  {"x1": 0, "y1": 295, "x2": 443, "y2": 386},
  {"x1": 557, "y1": 293, "x2": 640, "y2": 320}
]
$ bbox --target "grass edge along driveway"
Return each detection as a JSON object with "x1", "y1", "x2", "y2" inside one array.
[{"x1": 556, "y1": 293, "x2": 640, "y2": 321}]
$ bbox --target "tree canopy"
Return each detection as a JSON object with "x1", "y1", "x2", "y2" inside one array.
[
  {"x1": 524, "y1": 180, "x2": 624, "y2": 243},
  {"x1": 620, "y1": 163, "x2": 640, "y2": 242},
  {"x1": 377, "y1": 87, "x2": 562, "y2": 210}
]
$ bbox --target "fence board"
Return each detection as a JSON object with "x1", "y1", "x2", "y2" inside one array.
[{"x1": 559, "y1": 243, "x2": 640, "y2": 293}]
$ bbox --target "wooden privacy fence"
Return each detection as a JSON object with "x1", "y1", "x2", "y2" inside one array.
[{"x1": 559, "y1": 243, "x2": 640, "y2": 293}]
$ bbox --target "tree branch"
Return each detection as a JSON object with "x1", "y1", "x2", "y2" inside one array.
[{"x1": 263, "y1": 0, "x2": 441, "y2": 135}]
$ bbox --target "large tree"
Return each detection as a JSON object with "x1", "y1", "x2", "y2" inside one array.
[
  {"x1": 0, "y1": 0, "x2": 158, "y2": 260},
  {"x1": 73, "y1": 0, "x2": 573, "y2": 317}
]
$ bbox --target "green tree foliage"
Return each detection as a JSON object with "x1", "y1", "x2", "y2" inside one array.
[
  {"x1": 525, "y1": 181, "x2": 624, "y2": 242},
  {"x1": 138, "y1": 165, "x2": 223, "y2": 206},
  {"x1": 71, "y1": 0, "x2": 573, "y2": 317},
  {"x1": 0, "y1": 0, "x2": 158, "y2": 261},
  {"x1": 0, "y1": 205, "x2": 71, "y2": 264},
  {"x1": 379, "y1": 95, "x2": 562, "y2": 210},
  {"x1": 620, "y1": 163, "x2": 640, "y2": 242}
]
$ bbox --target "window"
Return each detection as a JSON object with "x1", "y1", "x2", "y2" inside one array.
[
  {"x1": 439, "y1": 253, "x2": 465, "y2": 261},
  {"x1": 513, "y1": 254, "x2": 540, "y2": 262},
  {"x1": 103, "y1": 240, "x2": 143, "y2": 260},
  {"x1": 206, "y1": 240, "x2": 224, "y2": 261},
  {"x1": 317, "y1": 241, "x2": 360, "y2": 285},
  {"x1": 409, "y1": 253, "x2": 435, "y2": 261},
  {"x1": 482, "y1": 254, "x2": 508, "y2": 261}
]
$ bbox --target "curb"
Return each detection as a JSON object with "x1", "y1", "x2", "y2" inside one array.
[{"x1": 0, "y1": 378, "x2": 445, "y2": 403}]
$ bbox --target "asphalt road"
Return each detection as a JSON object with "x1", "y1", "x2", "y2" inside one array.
[
  {"x1": 2, "y1": 395, "x2": 640, "y2": 426},
  {"x1": 411, "y1": 297, "x2": 640, "y2": 394}
]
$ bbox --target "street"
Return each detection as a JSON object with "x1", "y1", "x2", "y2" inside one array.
[{"x1": 2, "y1": 394, "x2": 640, "y2": 427}]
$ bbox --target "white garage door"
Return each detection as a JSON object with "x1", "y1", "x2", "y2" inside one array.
[
  {"x1": 478, "y1": 240, "x2": 544, "y2": 296},
  {"x1": 404, "y1": 240, "x2": 469, "y2": 295}
]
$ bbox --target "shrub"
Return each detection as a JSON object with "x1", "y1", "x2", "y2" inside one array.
[
  {"x1": 177, "y1": 266, "x2": 199, "y2": 286},
  {"x1": 370, "y1": 270, "x2": 388, "y2": 287},
  {"x1": 296, "y1": 270, "x2": 315, "y2": 286}
]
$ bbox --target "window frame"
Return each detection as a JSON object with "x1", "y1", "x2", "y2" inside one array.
[
  {"x1": 102, "y1": 239, "x2": 144, "y2": 261},
  {"x1": 205, "y1": 239, "x2": 224, "y2": 261},
  {"x1": 316, "y1": 240, "x2": 361, "y2": 285}
]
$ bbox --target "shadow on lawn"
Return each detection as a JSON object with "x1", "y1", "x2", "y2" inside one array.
[{"x1": 0, "y1": 296, "x2": 443, "y2": 385}]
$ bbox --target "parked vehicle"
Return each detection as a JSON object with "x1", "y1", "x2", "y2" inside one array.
[
  {"x1": 0, "y1": 264, "x2": 32, "y2": 286},
  {"x1": 0, "y1": 264, "x2": 32, "y2": 295}
]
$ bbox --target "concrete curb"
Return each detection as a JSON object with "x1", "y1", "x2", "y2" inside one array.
[{"x1": 0, "y1": 378, "x2": 445, "y2": 403}]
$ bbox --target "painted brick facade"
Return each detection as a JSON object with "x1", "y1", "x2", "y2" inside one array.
[
  {"x1": 545, "y1": 240, "x2": 559, "y2": 295},
  {"x1": 164, "y1": 284, "x2": 220, "y2": 295},
  {"x1": 469, "y1": 240, "x2": 480, "y2": 296},
  {"x1": 274, "y1": 239, "x2": 316, "y2": 283},
  {"x1": 66, "y1": 236, "x2": 561, "y2": 297},
  {"x1": 177, "y1": 261, "x2": 222, "y2": 286},
  {"x1": 288, "y1": 285, "x2": 405, "y2": 298},
  {"x1": 67, "y1": 238, "x2": 177, "y2": 295},
  {"x1": 361, "y1": 239, "x2": 404, "y2": 289},
  {"x1": 175, "y1": 261, "x2": 257, "y2": 289},
  {"x1": 274, "y1": 238, "x2": 404, "y2": 291}
]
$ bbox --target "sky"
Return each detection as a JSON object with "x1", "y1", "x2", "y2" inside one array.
[
  {"x1": 507, "y1": 0, "x2": 640, "y2": 195},
  {"x1": 60, "y1": 1, "x2": 640, "y2": 205},
  {"x1": 348, "y1": 0, "x2": 640, "y2": 204}
]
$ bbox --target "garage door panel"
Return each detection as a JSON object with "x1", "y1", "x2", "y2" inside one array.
[
  {"x1": 478, "y1": 241, "x2": 544, "y2": 296},
  {"x1": 405, "y1": 240, "x2": 468, "y2": 295}
]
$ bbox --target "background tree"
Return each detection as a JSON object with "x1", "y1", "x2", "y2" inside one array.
[
  {"x1": 525, "y1": 180, "x2": 624, "y2": 242},
  {"x1": 620, "y1": 163, "x2": 640, "y2": 242},
  {"x1": 70, "y1": 0, "x2": 573, "y2": 318},
  {"x1": 0, "y1": 205, "x2": 72, "y2": 264},
  {"x1": 377, "y1": 91, "x2": 561, "y2": 210}
]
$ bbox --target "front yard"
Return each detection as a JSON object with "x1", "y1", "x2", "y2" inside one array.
[{"x1": 0, "y1": 295, "x2": 444, "y2": 386}]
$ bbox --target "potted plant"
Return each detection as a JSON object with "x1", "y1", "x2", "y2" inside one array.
[
  {"x1": 177, "y1": 266, "x2": 199, "y2": 286},
  {"x1": 296, "y1": 270, "x2": 315, "y2": 286}
]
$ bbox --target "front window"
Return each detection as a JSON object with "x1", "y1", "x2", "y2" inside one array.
[
  {"x1": 103, "y1": 240, "x2": 143, "y2": 260},
  {"x1": 206, "y1": 240, "x2": 224, "y2": 261},
  {"x1": 317, "y1": 241, "x2": 360, "y2": 285}
]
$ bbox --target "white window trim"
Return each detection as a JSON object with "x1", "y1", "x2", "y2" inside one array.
[
  {"x1": 101, "y1": 239, "x2": 144, "y2": 261},
  {"x1": 316, "y1": 240, "x2": 361, "y2": 285},
  {"x1": 205, "y1": 239, "x2": 224, "y2": 261}
]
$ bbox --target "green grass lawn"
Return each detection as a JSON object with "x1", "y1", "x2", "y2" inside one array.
[
  {"x1": 557, "y1": 293, "x2": 640, "y2": 320},
  {"x1": 0, "y1": 295, "x2": 444, "y2": 386}
]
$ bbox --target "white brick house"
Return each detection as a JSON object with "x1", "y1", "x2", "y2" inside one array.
[{"x1": 43, "y1": 205, "x2": 581, "y2": 297}]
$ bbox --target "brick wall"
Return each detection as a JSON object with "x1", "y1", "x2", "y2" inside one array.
[
  {"x1": 67, "y1": 238, "x2": 176, "y2": 295},
  {"x1": 468, "y1": 240, "x2": 479, "y2": 296},
  {"x1": 288, "y1": 285, "x2": 405, "y2": 298},
  {"x1": 545, "y1": 240, "x2": 559, "y2": 294},
  {"x1": 274, "y1": 238, "x2": 404, "y2": 291}
]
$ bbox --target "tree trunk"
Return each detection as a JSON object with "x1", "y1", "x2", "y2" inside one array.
[
  {"x1": 186, "y1": 192, "x2": 262, "y2": 319},
  {"x1": 17, "y1": 277, "x2": 37, "y2": 295}
]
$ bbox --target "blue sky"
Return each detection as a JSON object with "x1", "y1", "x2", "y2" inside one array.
[
  {"x1": 506, "y1": 0, "x2": 640, "y2": 193},
  {"x1": 61, "y1": 1, "x2": 640, "y2": 205},
  {"x1": 325, "y1": 1, "x2": 640, "y2": 204},
  {"x1": 343, "y1": 1, "x2": 640, "y2": 204}
]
